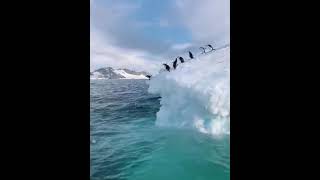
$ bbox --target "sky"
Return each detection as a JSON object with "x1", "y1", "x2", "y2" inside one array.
[{"x1": 90, "y1": 0, "x2": 230, "y2": 74}]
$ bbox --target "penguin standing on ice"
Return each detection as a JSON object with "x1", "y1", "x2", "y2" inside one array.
[
  {"x1": 207, "y1": 44, "x2": 215, "y2": 51},
  {"x1": 200, "y1": 47, "x2": 206, "y2": 54},
  {"x1": 188, "y1": 51, "x2": 194, "y2": 59},
  {"x1": 163, "y1": 63, "x2": 171, "y2": 72},
  {"x1": 179, "y1": 57, "x2": 185, "y2": 63},
  {"x1": 173, "y1": 58, "x2": 178, "y2": 69}
]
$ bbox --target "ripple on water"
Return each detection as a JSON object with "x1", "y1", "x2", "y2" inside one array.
[{"x1": 91, "y1": 80, "x2": 229, "y2": 180}]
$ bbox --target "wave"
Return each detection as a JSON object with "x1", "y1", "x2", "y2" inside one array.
[{"x1": 148, "y1": 45, "x2": 230, "y2": 136}]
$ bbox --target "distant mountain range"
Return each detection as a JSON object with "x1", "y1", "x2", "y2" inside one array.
[{"x1": 90, "y1": 67, "x2": 149, "y2": 79}]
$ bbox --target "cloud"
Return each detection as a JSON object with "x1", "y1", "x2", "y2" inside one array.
[
  {"x1": 173, "y1": 0, "x2": 230, "y2": 46},
  {"x1": 90, "y1": 1, "x2": 160, "y2": 73},
  {"x1": 90, "y1": 0, "x2": 230, "y2": 74},
  {"x1": 90, "y1": 28, "x2": 161, "y2": 74},
  {"x1": 91, "y1": 0, "x2": 172, "y2": 55},
  {"x1": 171, "y1": 43, "x2": 193, "y2": 50}
]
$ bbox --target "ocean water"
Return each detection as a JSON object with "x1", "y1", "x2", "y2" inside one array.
[{"x1": 90, "y1": 79, "x2": 230, "y2": 180}]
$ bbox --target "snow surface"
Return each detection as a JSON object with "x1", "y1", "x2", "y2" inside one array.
[
  {"x1": 90, "y1": 69, "x2": 148, "y2": 79},
  {"x1": 114, "y1": 69, "x2": 148, "y2": 79},
  {"x1": 148, "y1": 45, "x2": 230, "y2": 136},
  {"x1": 90, "y1": 72, "x2": 105, "y2": 79}
]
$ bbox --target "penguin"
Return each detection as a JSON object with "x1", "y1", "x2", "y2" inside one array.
[
  {"x1": 188, "y1": 51, "x2": 194, "y2": 59},
  {"x1": 145, "y1": 75, "x2": 152, "y2": 80},
  {"x1": 207, "y1": 44, "x2": 215, "y2": 51},
  {"x1": 173, "y1": 58, "x2": 178, "y2": 69},
  {"x1": 163, "y1": 63, "x2": 170, "y2": 72},
  {"x1": 179, "y1": 57, "x2": 185, "y2": 63},
  {"x1": 200, "y1": 47, "x2": 206, "y2": 54}
]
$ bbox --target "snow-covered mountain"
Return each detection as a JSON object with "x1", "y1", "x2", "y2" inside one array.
[{"x1": 90, "y1": 67, "x2": 149, "y2": 79}]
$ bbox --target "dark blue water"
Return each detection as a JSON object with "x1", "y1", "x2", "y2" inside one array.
[{"x1": 90, "y1": 79, "x2": 230, "y2": 180}]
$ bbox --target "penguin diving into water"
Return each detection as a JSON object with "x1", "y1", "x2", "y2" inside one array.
[
  {"x1": 145, "y1": 75, "x2": 152, "y2": 80},
  {"x1": 163, "y1": 63, "x2": 171, "y2": 72}
]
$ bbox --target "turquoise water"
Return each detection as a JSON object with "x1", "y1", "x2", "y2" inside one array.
[{"x1": 90, "y1": 79, "x2": 230, "y2": 180}]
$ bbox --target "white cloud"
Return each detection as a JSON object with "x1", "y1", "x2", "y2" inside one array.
[
  {"x1": 171, "y1": 43, "x2": 193, "y2": 50},
  {"x1": 90, "y1": 28, "x2": 161, "y2": 74},
  {"x1": 90, "y1": 0, "x2": 162, "y2": 74},
  {"x1": 90, "y1": 0, "x2": 230, "y2": 74},
  {"x1": 173, "y1": 0, "x2": 230, "y2": 46}
]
